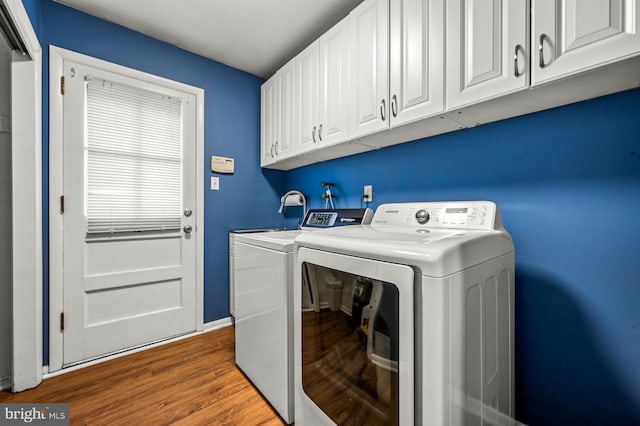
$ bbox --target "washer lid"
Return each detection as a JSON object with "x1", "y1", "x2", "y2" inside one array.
[
  {"x1": 294, "y1": 225, "x2": 514, "y2": 277},
  {"x1": 234, "y1": 230, "x2": 302, "y2": 252}
]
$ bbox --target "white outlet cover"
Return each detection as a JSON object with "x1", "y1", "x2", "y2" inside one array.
[
  {"x1": 210, "y1": 176, "x2": 220, "y2": 190},
  {"x1": 364, "y1": 185, "x2": 373, "y2": 201}
]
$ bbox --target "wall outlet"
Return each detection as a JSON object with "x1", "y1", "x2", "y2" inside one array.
[{"x1": 363, "y1": 185, "x2": 373, "y2": 202}]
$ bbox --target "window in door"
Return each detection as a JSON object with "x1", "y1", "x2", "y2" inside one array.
[{"x1": 85, "y1": 77, "x2": 183, "y2": 235}]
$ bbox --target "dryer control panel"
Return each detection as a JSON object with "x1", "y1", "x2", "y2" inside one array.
[
  {"x1": 372, "y1": 201, "x2": 502, "y2": 230},
  {"x1": 301, "y1": 208, "x2": 374, "y2": 229}
]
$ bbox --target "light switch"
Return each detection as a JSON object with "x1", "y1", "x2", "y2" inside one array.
[{"x1": 210, "y1": 176, "x2": 219, "y2": 190}]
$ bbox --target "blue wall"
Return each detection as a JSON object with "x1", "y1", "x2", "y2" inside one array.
[
  {"x1": 287, "y1": 89, "x2": 640, "y2": 424},
  {"x1": 25, "y1": 0, "x2": 640, "y2": 423},
  {"x1": 30, "y1": 0, "x2": 286, "y2": 363},
  {"x1": 22, "y1": 0, "x2": 39, "y2": 36}
]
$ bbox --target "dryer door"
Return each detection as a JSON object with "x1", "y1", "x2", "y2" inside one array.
[{"x1": 294, "y1": 247, "x2": 414, "y2": 426}]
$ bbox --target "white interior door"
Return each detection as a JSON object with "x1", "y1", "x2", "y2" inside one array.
[{"x1": 61, "y1": 59, "x2": 198, "y2": 366}]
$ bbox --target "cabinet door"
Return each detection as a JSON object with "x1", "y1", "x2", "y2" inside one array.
[
  {"x1": 533, "y1": 0, "x2": 640, "y2": 86},
  {"x1": 260, "y1": 76, "x2": 277, "y2": 167},
  {"x1": 276, "y1": 58, "x2": 296, "y2": 159},
  {"x1": 296, "y1": 41, "x2": 319, "y2": 155},
  {"x1": 349, "y1": 0, "x2": 389, "y2": 139},
  {"x1": 446, "y1": 0, "x2": 529, "y2": 110},
  {"x1": 389, "y1": 0, "x2": 445, "y2": 127},
  {"x1": 319, "y1": 17, "x2": 350, "y2": 146}
]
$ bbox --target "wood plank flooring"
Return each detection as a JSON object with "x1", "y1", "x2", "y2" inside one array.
[{"x1": 0, "y1": 326, "x2": 285, "y2": 425}]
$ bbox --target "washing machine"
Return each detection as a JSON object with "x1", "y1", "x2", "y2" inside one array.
[
  {"x1": 293, "y1": 201, "x2": 515, "y2": 425},
  {"x1": 229, "y1": 228, "x2": 282, "y2": 318},
  {"x1": 233, "y1": 208, "x2": 373, "y2": 424}
]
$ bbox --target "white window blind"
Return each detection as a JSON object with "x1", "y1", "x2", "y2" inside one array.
[{"x1": 86, "y1": 77, "x2": 183, "y2": 234}]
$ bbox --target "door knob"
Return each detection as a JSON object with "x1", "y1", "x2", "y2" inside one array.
[{"x1": 184, "y1": 225, "x2": 193, "y2": 233}]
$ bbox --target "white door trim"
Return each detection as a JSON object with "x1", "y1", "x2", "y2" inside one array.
[
  {"x1": 4, "y1": 0, "x2": 43, "y2": 392},
  {"x1": 48, "y1": 46, "x2": 205, "y2": 373}
]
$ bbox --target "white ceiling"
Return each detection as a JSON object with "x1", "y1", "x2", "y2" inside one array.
[{"x1": 54, "y1": 0, "x2": 364, "y2": 78}]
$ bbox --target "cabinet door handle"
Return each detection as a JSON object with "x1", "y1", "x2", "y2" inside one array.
[
  {"x1": 391, "y1": 95, "x2": 398, "y2": 117},
  {"x1": 380, "y1": 99, "x2": 386, "y2": 121},
  {"x1": 318, "y1": 124, "x2": 323, "y2": 141},
  {"x1": 274, "y1": 141, "x2": 279, "y2": 155},
  {"x1": 514, "y1": 44, "x2": 525, "y2": 77},
  {"x1": 539, "y1": 33, "x2": 551, "y2": 69},
  {"x1": 312, "y1": 126, "x2": 316, "y2": 143},
  {"x1": 270, "y1": 144, "x2": 275, "y2": 158}
]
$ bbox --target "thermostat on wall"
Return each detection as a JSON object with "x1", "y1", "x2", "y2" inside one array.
[{"x1": 211, "y1": 156, "x2": 234, "y2": 174}]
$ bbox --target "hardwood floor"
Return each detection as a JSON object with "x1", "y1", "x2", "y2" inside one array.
[{"x1": 0, "y1": 326, "x2": 285, "y2": 425}]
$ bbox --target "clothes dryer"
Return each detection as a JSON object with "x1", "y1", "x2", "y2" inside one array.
[{"x1": 293, "y1": 201, "x2": 515, "y2": 425}]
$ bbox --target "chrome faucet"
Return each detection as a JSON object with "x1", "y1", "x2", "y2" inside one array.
[{"x1": 278, "y1": 190, "x2": 307, "y2": 220}]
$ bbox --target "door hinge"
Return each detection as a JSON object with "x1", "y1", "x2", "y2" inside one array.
[
  {"x1": 60, "y1": 76, "x2": 65, "y2": 95},
  {"x1": 60, "y1": 195, "x2": 64, "y2": 214},
  {"x1": 60, "y1": 312, "x2": 65, "y2": 331}
]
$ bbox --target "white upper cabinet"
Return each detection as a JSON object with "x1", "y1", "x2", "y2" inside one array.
[
  {"x1": 296, "y1": 17, "x2": 350, "y2": 155},
  {"x1": 389, "y1": 0, "x2": 446, "y2": 127},
  {"x1": 349, "y1": 0, "x2": 390, "y2": 139},
  {"x1": 319, "y1": 17, "x2": 351, "y2": 146},
  {"x1": 260, "y1": 58, "x2": 295, "y2": 167},
  {"x1": 260, "y1": 75, "x2": 277, "y2": 167},
  {"x1": 296, "y1": 42, "x2": 320, "y2": 154},
  {"x1": 276, "y1": 59, "x2": 296, "y2": 160},
  {"x1": 262, "y1": 0, "x2": 640, "y2": 170},
  {"x1": 532, "y1": 0, "x2": 640, "y2": 85},
  {"x1": 446, "y1": 0, "x2": 529, "y2": 110},
  {"x1": 295, "y1": 41, "x2": 319, "y2": 154}
]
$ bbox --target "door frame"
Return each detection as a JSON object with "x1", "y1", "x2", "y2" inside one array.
[
  {"x1": 4, "y1": 0, "x2": 43, "y2": 392},
  {"x1": 48, "y1": 46, "x2": 205, "y2": 373}
]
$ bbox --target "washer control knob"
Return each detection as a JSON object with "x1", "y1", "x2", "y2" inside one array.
[{"x1": 415, "y1": 209, "x2": 430, "y2": 224}]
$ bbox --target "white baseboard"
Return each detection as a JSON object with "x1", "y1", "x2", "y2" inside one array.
[
  {"x1": 203, "y1": 317, "x2": 233, "y2": 331},
  {"x1": 43, "y1": 317, "x2": 233, "y2": 380}
]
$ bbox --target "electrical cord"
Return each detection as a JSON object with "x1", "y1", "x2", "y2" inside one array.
[{"x1": 321, "y1": 181, "x2": 336, "y2": 209}]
